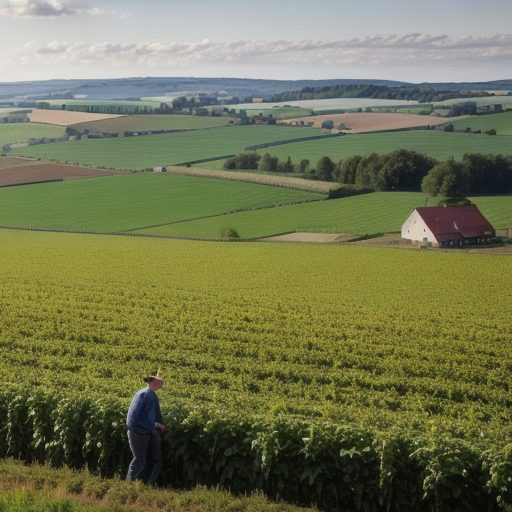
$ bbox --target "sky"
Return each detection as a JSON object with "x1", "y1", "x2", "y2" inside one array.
[{"x1": 0, "y1": 0, "x2": 511, "y2": 84}]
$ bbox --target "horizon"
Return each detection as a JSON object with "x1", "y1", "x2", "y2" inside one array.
[
  {"x1": 1, "y1": 0, "x2": 511, "y2": 84},
  {"x1": 1, "y1": 75, "x2": 512, "y2": 87}
]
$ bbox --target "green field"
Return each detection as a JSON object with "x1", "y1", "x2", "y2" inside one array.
[
  {"x1": 0, "y1": 173, "x2": 322, "y2": 232},
  {"x1": 138, "y1": 193, "x2": 512, "y2": 239},
  {"x1": 436, "y1": 96, "x2": 512, "y2": 108},
  {"x1": 70, "y1": 114, "x2": 236, "y2": 133},
  {"x1": 0, "y1": 123, "x2": 67, "y2": 148},
  {"x1": 198, "y1": 131, "x2": 512, "y2": 170},
  {"x1": 2, "y1": 171, "x2": 509, "y2": 238},
  {"x1": 8, "y1": 125, "x2": 326, "y2": 169},
  {"x1": 449, "y1": 111, "x2": 512, "y2": 135}
]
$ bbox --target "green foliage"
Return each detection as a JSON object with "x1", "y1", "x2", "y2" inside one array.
[
  {"x1": 421, "y1": 158, "x2": 468, "y2": 197},
  {"x1": 223, "y1": 227, "x2": 240, "y2": 239},
  {"x1": 223, "y1": 152, "x2": 261, "y2": 170}
]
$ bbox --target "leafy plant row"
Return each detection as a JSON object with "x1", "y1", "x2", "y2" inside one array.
[{"x1": 0, "y1": 387, "x2": 511, "y2": 512}]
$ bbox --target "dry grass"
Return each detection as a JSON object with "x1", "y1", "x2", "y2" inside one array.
[
  {"x1": 165, "y1": 166, "x2": 333, "y2": 194},
  {"x1": 278, "y1": 112, "x2": 446, "y2": 133}
]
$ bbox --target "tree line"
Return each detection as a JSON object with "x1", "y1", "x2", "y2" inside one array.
[
  {"x1": 266, "y1": 84, "x2": 492, "y2": 104},
  {"x1": 223, "y1": 150, "x2": 512, "y2": 196}
]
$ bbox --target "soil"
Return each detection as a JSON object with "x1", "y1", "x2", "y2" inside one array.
[
  {"x1": 27, "y1": 109, "x2": 123, "y2": 126},
  {"x1": 278, "y1": 112, "x2": 446, "y2": 133},
  {"x1": 0, "y1": 157, "x2": 126, "y2": 186}
]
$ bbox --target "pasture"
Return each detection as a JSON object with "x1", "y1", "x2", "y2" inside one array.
[{"x1": 449, "y1": 111, "x2": 512, "y2": 135}]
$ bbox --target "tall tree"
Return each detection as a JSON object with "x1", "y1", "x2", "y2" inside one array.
[
  {"x1": 421, "y1": 158, "x2": 468, "y2": 197},
  {"x1": 315, "y1": 156, "x2": 336, "y2": 181}
]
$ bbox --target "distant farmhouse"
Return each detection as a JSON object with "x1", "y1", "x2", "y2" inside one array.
[{"x1": 402, "y1": 205, "x2": 496, "y2": 248}]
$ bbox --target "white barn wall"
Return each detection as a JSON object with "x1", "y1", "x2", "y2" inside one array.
[{"x1": 401, "y1": 210, "x2": 437, "y2": 243}]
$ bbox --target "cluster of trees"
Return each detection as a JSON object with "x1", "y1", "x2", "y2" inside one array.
[
  {"x1": 422, "y1": 154, "x2": 512, "y2": 197},
  {"x1": 223, "y1": 152, "x2": 309, "y2": 174},
  {"x1": 266, "y1": 84, "x2": 492, "y2": 104},
  {"x1": 222, "y1": 150, "x2": 512, "y2": 196}
]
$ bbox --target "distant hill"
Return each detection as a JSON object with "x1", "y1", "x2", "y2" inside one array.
[{"x1": 1, "y1": 77, "x2": 510, "y2": 102}]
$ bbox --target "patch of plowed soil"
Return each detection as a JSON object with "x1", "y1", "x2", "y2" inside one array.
[
  {"x1": 27, "y1": 109, "x2": 123, "y2": 126},
  {"x1": 0, "y1": 159, "x2": 126, "y2": 186},
  {"x1": 279, "y1": 112, "x2": 446, "y2": 133}
]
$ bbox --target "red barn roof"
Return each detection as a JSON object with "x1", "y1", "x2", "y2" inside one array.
[{"x1": 415, "y1": 205, "x2": 495, "y2": 242}]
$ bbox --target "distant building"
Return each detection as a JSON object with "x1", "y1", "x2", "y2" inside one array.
[{"x1": 402, "y1": 205, "x2": 495, "y2": 247}]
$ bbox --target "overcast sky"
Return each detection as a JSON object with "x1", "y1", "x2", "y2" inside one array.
[{"x1": 1, "y1": 0, "x2": 511, "y2": 84}]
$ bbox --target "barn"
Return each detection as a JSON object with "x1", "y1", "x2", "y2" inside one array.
[{"x1": 401, "y1": 204, "x2": 496, "y2": 247}]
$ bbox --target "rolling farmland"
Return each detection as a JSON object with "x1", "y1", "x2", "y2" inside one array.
[
  {"x1": 7, "y1": 125, "x2": 327, "y2": 169},
  {"x1": 0, "y1": 172, "x2": 323, "y2": 232},
  {"x1": 1, "y1": 85, "x2": 512, "y2": 511}
]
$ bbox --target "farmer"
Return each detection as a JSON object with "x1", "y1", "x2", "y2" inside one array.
[{"x1": 126, "y1": 375, "x2": 165, "y2": 485}]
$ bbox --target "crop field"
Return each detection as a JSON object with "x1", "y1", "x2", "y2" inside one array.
[
  {"x1": 449, "y1": 111, "x2": 512, "y2": 135},
  {"x1": 8, "y1": 125, "x2": 326, "y2": 169},
  {"x1": 0, "y1": 228, "x2": 511, "y2": 509},
  {"x1": 138, "y1": 193, "x2": 512, "y2": 239},
  {"x1": 0, "y1": 123, "x2": 66, "y2": 148},
  {"x1": 278, "y1": 112, "x2": 447, "y2": 132},
  {"x1": 201, "y1": 131, "x2": 512, "y2": 170},
  {"x1": 1, "y1": 227, "x2": 510, "y2": 428},
  {"x1": 0, "y1": 172, "x2": 322, "y2": 232},
  {"x1": 70, "y1": 113, "x2": 235, "y2": 134}
]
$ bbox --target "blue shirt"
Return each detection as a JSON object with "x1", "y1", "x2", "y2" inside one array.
[{"x1": 126, "y1": 387, "x2": 163, "y2": 435}]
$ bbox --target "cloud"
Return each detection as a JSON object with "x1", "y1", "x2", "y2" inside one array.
[
  {"x1": 2, "y1": 0, "x2": 100, "y2": 17},
  {"x1": 12, "y1": 34, "x2": 512, "y2": 72}
]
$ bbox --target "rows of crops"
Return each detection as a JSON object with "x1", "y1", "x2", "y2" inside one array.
[{"x1": 1, "y1": 228, "x2": 511, "y2": 510}]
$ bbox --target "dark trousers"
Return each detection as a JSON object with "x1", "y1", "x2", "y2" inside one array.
[{"x1": 126, "y1": 429, "x2": 162, "y2": 484}]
